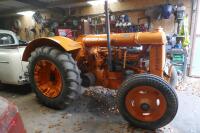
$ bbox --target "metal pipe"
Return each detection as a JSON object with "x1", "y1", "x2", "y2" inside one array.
[
  {"x1": 82, "y1": 29, "x2": 167, "y2": 47},
  {"x1": 105, "y1": 0, "x2": 113, "y2": 71}
]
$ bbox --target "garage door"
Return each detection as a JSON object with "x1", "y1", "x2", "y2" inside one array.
[{"x1": 190, "y1": 1, "x2": 200, "y2": 77}]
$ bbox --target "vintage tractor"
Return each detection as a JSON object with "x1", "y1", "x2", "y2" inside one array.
[{"x1": 22, "y1": 28, "x2": 178, "y2": 129}]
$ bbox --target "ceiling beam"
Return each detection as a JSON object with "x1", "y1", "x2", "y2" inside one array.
[
  {"x1": 15, "y1": 0, "x2": 87, "y2": 8},
  {"x1": 15, "y1": 0, "x2": 48, "y2": 8},
  {"x1": 0, "y1": 0, "x2": 88, "y2": 17},
  {"x1": 0, "y1": 7, "x2": 36, "y2": 17},
  {"x1": 47, "y1": 0, "x2": 86, "y2": 8}
]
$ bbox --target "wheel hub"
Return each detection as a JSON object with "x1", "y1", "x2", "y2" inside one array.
[
  {"x1": 50, "y1": 72, "x2": 56, "y2": 82},
  {"x1": 125, "y1": 86, "x2": 167, "y2": 122},
  {"x1": 140, "y1": 103, "x2": 150, "y2": 111}
]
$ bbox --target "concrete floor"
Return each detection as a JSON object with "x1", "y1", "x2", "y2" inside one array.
[{"x1": 0, "y1": 77, "x2": 200, "y2": 133}]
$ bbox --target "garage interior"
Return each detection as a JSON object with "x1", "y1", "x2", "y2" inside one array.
[{"x1": 0, "y1": 0, "x2": 200, "y2": 133}]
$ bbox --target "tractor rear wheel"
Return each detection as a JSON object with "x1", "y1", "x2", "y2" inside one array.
[
  {"x1": 117, "y1": 74, "x2": 178, "y2": 130},
  {"x1": 28, "y1": 46, "x2": 81, "y2": 109}
]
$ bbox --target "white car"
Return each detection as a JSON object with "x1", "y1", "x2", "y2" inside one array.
[{"x1": 0, "y1": 30, "x2": 28, "y2": 85}]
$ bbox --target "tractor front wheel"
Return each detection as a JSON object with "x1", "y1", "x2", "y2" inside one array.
[
  {"x1": 117, "y1": 74, "x2": 178, "y2": 130},
  {"x1": 28, "y1": 46, "x2": 81, "y2": 109}
]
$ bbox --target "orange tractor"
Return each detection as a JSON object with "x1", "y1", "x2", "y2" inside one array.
[{"x1": 22, "y1": 28, "x2": 178, "y2": 129}]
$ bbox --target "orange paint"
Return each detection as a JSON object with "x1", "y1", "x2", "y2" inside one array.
[
  {"x1": 23, "y1": 28, "x2": 167, "y2": 89},
  {"x1": 81, "y1": 30, "x2": 166, "y2": 47},
  {"x1": 22, "y1": 36, "x2": 82, "y2": 61},
  {"x1": 125, "y1": 86, "x2": 167, "y2": 122},
  {"x1": 34, "y1": 60, "x2": 62, "y2": 98}
]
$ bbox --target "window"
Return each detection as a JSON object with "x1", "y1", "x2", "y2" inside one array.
[{"x1": 0, "y1": 33, "x2": 15, "y2": 45}]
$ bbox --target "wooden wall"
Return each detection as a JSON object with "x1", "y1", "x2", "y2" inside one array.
[
  {"x1": 74, "y1": 0, "x2": 192, "y2": 33},
  {"x1": 0, "y1": 0, "x2": 192, "y2": 41}
]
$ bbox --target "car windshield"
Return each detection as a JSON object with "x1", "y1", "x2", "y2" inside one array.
[{"x1": 0, "y1": 33, "x2": 14, "y2": 45}]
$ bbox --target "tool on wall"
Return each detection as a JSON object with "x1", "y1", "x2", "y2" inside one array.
[
  {"x1": 13, "y1": 19, "x2": 22, "y2": 34},
  {"x1": 162, "y1": 4, "x2": 173, "y2": 19},
  {"x1": 174, "y1": 4, "x2": 186, "y2": 33},
  {"x1": 145, "y1": 4, "x2": 174, "y2": 20},
  {"x1": 32, "y1": 11, "x2": 46, "y2": 28},
  {"x1": 145, "y1": 6, "x2": 162, "y2": 20},
  {"x1": 138, "y1": 17, "x2": 151, "y2": 31}
]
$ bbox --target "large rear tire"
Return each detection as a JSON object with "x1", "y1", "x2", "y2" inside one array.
[
  {"x1": 28, "y1": 46, "x2": 81, "y2": 109},
  {"x1": 117, "y1": 74, "x2": 178, "y2": 130}
]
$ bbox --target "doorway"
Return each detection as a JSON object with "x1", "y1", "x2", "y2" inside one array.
[{"x1": 190, "y1": 0, "x2": 200, "y2": 77}]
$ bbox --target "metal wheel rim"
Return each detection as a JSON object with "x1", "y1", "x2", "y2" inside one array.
[
  {"x1": 125, "y1": 86, "x2": 167, "y2": 122},
  {"x1": 34, "y1": 60, "x2": 62, "y2": 98}
]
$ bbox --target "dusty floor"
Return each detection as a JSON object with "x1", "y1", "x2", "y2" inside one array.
[{"x1": 0, "y1": 77, "x2": 200, "y2": 133}]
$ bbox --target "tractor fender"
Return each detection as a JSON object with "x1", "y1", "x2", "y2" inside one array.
[{"x1": 22, "y1": 36, "x2": 82, "y2": 61}]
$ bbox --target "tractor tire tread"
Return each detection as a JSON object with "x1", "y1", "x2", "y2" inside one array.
[
  {"x1": 117, "y1": 74, "x2": 178, "y2": 130},
  {"x1": 28, "y1": 46, "x2": 81, "y2": 109}
]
